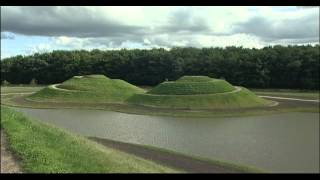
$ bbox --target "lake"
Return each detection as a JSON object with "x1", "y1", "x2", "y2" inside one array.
[{"x1": 14, "y1": 107, "x2": 319, "y2": 173}]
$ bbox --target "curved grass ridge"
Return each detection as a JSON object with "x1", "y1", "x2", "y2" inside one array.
[
  {"x1": 147, "y1": 80, "x2": 236, "y2": 95},
  {"x1": 177, "y1": 76, "x2": 213, "y2": 82},
  {"x1": 28, "y1": 75, "x2": 145, "y2": 103},
  {"x1": 1, "y1": 106, "x2": 179, "y2": 173},
  {"x1": 128, "y1": 87, "x2": 272, "y2": 109},
  {"x1": 128, "y1": 76, "x2": 272, "y2": 109},
  {"x1": 26, "y1": 75, "x2": 272, "y2": 110}
]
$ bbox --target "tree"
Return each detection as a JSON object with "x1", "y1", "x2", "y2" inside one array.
[{"x1": 1, "y1": 45, "x2": 319, "y2": 89}]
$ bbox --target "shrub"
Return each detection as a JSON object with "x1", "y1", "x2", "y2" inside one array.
[
  {"x1": 30, "y1": 78, "x2": 38, "y2": 86},
  {"x1": 2, "y1": 80, "x2": 10, "y2": 86}
]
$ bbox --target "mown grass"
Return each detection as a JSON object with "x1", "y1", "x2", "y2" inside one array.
[
  {"x1": 176, "y1": 76, "x2": 213, "y2": 82},
  {"x1": 128, "y1": 87, "x2": 272, "y2": 110},
  {"x1": 147, "y1": 80, "x2": 236, "y2": 95},
  {"x1": 130, "y1": 76, "x2": 271, "y2": 109},
  {"x1": 28, "y1": 75, "x2": 145, "y2": 103},
  {"x1": 0, "y1": 106, "x2": 180, "y2": 173}
]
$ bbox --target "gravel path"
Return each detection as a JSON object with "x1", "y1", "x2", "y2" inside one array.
[{"x1": 0, "y1": 131, "x2": 23, "y2": 173}]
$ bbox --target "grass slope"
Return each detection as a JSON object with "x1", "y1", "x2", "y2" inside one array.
[
  {"x1": 148, "y1": 81, "x2": 235, "y2": 95},
  {"x1": 128, "y1": 76, "x2": 272, "y2": 109},
  {"x1": 176, "y1": 76, "x2": 213, "y2": 82},
  {"x1": 148, "y1": 76, "x2": 235, "y2": 95},
  {"x1": 28, "y1": 75, "x2": 145, "y2": 103},
  {"x1": 128, "y1": 87, "x2": 272, "y2": 109},
  {"x1": 0, "y1": 106, "x2": 179, "y2": 173}
]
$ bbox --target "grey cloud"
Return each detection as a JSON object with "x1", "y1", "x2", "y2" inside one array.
[
  {"x1": 1, "y1": 32, "x2": 15, "y2": 39},
  {"x1": 233, "y1": 13, "x2": 319, "y2": 43},
  {"x1": 1, "y1": 6, "x2": 319, "y2": 49},
  {"x1": 1, "y1": 6, "x2": 148, "y2": 38},
  {"x1": 159, "y1": 9, "x2": 211, "y2": 34},
  {"x1": 296, "y1": 6, "x2": 319, "y2": 9}
]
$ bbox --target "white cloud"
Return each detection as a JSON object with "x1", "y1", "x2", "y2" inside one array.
[
  {"x1": 26, "y1": 43, "x2": 52, "y2": 55},
  {"x1": 1, "y1": 6, "x2": 319, "y2": 56}
]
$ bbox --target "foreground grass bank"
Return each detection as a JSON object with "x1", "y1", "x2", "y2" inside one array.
[{"x1": 0, "y1": 106, "x2": 180, "y2": 173}]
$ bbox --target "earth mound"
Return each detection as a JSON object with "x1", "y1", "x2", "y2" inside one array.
[
  {"x1": 127, "y1": 76, "x2": 273, "y2": 110},
  {"x1": 28, "y1": 74, "x2": 145, "y2": 103}
]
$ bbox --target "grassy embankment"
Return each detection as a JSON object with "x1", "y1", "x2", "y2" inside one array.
[
  {"x1": 0, "y1": 106, "x2": 180, "y2": 173},
  {"x1": 27, "y1": 75, "x2": 145, "y2": 103},
  {"x1": 127, "y1": 76, "x2": 273, "y2": 109}
]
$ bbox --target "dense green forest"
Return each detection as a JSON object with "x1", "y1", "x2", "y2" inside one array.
[{"x1": 1, "y1": 45, "x2": 319, "y2": 89}]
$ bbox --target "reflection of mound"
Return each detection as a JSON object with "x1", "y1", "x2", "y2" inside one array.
[
  {"x1": 127, "y1": 76, "x2": 273, "y2": 110},
  {"x1": 28, "y1": 74, "x2": 145, "y2": 103}
]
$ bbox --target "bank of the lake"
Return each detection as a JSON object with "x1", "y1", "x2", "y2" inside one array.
[
  {"x1": 12, "y1": 107, "x2": 319, "y2": 173},
  {"x1": 0, "y1": 106, "x2": 181, "y2": 173}
]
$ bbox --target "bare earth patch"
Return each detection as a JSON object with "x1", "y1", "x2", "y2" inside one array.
[{"x1": 1, "y1": 131, "x2": 23, "y2": 173}]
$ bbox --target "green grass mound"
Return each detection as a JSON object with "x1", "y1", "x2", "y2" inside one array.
[
  {"x1": 148, "y1": 79, "x2": 236, "y2": 95},
  {"x1": 127, "y1": 76, "x2": 273, "y2": 110},
  {"x1": 28, "y1": 75, "x2": 145, "y2": 103},
  {"x1": 176, "y1": 76, "x2": 213, "y2": 82}
]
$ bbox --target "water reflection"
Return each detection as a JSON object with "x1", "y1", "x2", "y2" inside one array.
[{"x1": 14, "y1": 107, "x2": 319, "y2": 173}]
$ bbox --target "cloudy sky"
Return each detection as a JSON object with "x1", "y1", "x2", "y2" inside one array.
[{"x1": 1, "y1": 6, "x2": 319, "y2": 59}]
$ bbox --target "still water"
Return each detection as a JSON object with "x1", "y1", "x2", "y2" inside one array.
[{"x1": 14, "y1": 107, "x2": 319, "y2": 173}]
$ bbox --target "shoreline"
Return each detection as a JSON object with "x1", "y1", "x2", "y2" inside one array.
[
  {"x1": 89, "y1": 137, "x2": 264, "y2": 173},
  {"x1": 1, "y1": 93, "x2": 318, "y2": 119}
]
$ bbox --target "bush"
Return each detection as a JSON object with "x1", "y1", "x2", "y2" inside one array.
[
  {"x1": 30, "y1": 78, "x2": 38, "y2": 86},
  {"x1": 2, "y1": 80, "x2": 10, "y2": 86}
]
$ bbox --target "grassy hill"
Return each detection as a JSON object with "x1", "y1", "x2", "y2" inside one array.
[
  {"x1": 127, "y1": 76, "x2": 273, "y2": 109},
  {"x1": 28, "y1": 75, "x2": 145, "y2": 103},
  {"x1": 148, "y1": 76, "x2": 236, "y2": 95},
  {"x1": 26, "y1": 75, "x2": 273, "y2": 110}
]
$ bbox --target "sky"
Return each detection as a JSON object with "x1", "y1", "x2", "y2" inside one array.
[{"x1": 1, "y1": 6, "x2": 319, "y2": 59}]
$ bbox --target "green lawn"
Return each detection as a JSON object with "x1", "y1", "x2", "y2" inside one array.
[{"x1": 0, "y1": 106, "x2": 180, "y2": 173}]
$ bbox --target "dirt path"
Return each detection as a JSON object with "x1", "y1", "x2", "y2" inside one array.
[
  {"x1": 259, "y1": 95, "x2": 319, "y2": 102},
  {"x1": 90, "y1": 137, "x2": 246, "y2": 173},
  {"x1": 1, "y1": 92, "x2": 34, "y2": 96},
  {"x1": 0, "y1": 131, "x2": 23, "y2": 173},
  {"x1": 50, "y1": 84, "x2": 74, "y2": 91}
]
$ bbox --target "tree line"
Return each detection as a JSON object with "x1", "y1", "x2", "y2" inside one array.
[{"x1": 1, "y1": 45, "x2": 319, "y2": 89}]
